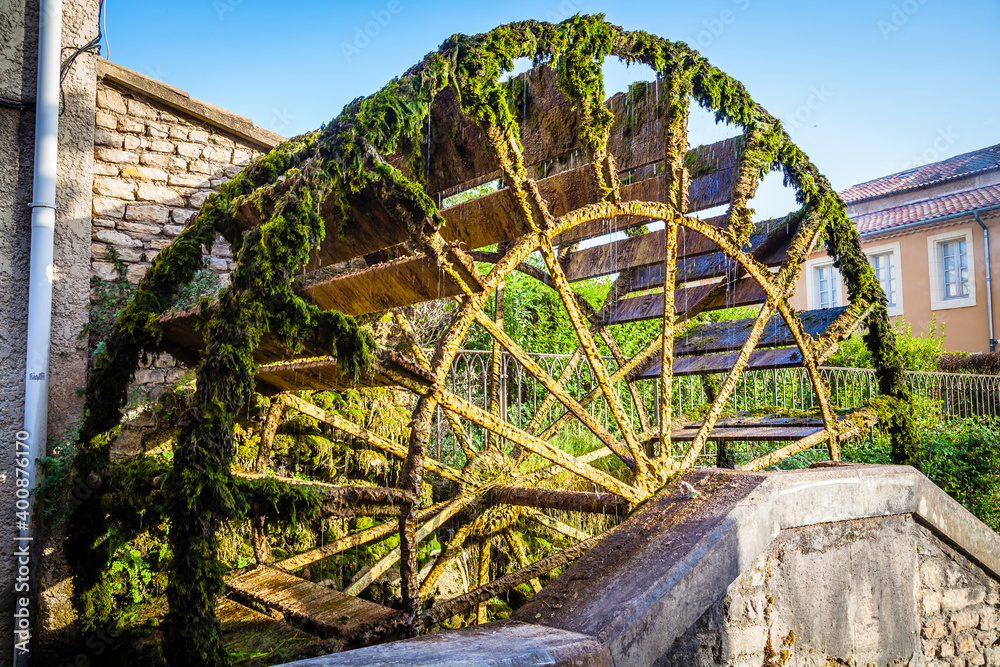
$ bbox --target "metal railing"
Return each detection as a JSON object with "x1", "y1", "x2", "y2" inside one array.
[{"x1": 428, "y1": 349, "x2": 1000, "y2": 466}]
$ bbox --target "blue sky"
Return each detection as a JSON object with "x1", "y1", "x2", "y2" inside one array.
[{"x1": 100, "y1": 0, "x2": 999, "y2": 218}]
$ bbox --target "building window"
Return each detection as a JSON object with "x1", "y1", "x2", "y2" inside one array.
[
  {"x1": 863, "y1": 242, "x2": 903, "y2": 316},
  {"x1": 870, "y1": 252, "x2": 897, "y2": 306},
  {"x1": 805, "y1": 256, "x2": 842, "y2": 311},
  {"x1": 940, "y1": 239, "x2": 969, "y2": 300},
  {"x1": 816, "y1": 265, "x2": 839, "y2": 308},
  {"x1": 927, "y1": 228, "x2": 976, "y2": 311}
]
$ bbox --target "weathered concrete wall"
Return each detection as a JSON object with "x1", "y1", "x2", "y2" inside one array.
[
  {"x1": 665, "y1": 514, "x2": 1000, "y2": 666},
  {"x1": 286, "y1": 465, "x2": 1000, "y2": 667},
  {"x1": 0, "y1": 0, "x2": 99, "y2": 662}
]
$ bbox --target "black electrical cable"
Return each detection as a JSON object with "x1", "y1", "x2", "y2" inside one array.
[{"x1": 0, "y1": 0, "x2": 106, "y2": 112}]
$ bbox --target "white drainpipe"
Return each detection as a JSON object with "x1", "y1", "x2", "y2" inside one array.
[
  {"x1": 16, "y1": 0, "x2": 62, "y2": 662},
  {"x1": 974, "y1": 211, "x2": 996, "y2": 353}
]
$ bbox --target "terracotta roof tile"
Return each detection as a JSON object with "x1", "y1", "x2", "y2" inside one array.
[
  {"x1": 851, "y1": 184, "x2": 1000, "y2": 235},
  {"x1": 841, "y1": 144, "x2": 1000, "y2": 203}
]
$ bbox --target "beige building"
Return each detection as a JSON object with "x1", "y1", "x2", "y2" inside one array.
[{"x1": 792, "y1": 144, "x2": 1000, "y2": 354}]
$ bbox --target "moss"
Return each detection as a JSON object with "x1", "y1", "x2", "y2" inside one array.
[{"x1": 67, "y1": 15, "x2": 916, "y2": 663}]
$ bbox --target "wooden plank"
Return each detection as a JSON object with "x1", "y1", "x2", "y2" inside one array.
[
  {"x1": 626, "y1": 217, "x2": 796, "y2": 291},
  {"x1": 563, "y1": 215, "x2": 725, "y2": 282},
  {"x1": 567, "y1": 214, "x2": 792, "y2": 284},
  {"x1": 217, "y1": 597, "x2": 326, "y2": 664},
  {"x1": 430, "y1": 67, "x2": 730, "y2": 201},
  {"x1": 633, "y1": 346, "x2": 805, "y2": 380},
  {"x1": 226, "y1": 565, "x2": 394, "y2": 639},
  {"x1": 552, "y1": 137, "x2": 741, "y2": 247},
  {"x1": 672, "y1": 307, "x2": 845, "y2": 358},
  {"x1": 254, "y1": 352, "x2": 435, "y2": 394},
  {"x1": 629, "y1": 307, "x2": 844, "y2": 381},
  {"x1": 607, "y1": 277, "x2": 767, "y2": 325},
  {"x1": 670, "y1": 424, "x2": 823, "y2": 442}
]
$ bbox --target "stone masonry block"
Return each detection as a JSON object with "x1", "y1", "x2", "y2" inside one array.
[
  {"x1": 97, "y1": 87, "x2": 126, "y2": 113},
  {"x1": 168, "y1": 173, "x2": 206, "y2": 187},
  {"x1": 188, "y1": 190, "x2": 212, "y2": 208},
  {"x1": 148, "y1": 140, "x2": 176, "y2": 153},
  {"x1": 956, "y1": 633, "x2": 976, "y2": 655},
  {"x1": 146, "y1": 121, "x2": 168, "y2": 138},
  {"x1": 176, "y1": 142, "x2": 202, "y2": 158},
  {"x1": 188, "y1": 160, "x2": 215, "y2": 174},
  {"x1": 93, "y1": 229, "x2": 142, "y2": 248},
  {"x1": 944, "y1": 589, "x2": 988, "y2": 613},
  {"x1": 170, "y1": 208, "x2": 198, "y2": 225},
  {"x1": 117, "y1": 221, "x2": 162, "y2": 239},
  {"x1": 127, "y1": 263, "x2": 151, "y2": 282},
  {"x1": 209, "y1": 134, "x2": 235, "y2": 148},
  {"x1": 126, "y1": 98, "x2": 158, "y2": 120},
  {"x1": 124, "y1": 204, "x2": 170, "y2": 224},
  {"x1": 162, "y1": 224, "x2": 186, "y2": 237},
  {"x1": 116, "y1": 117, "x2": 144, "y2": 134},
  {"x1": 952, "y1": 612, "x2": 981, "y2": 634},
  {"x1": 925, "y1": 620, "x2": 949, "y2": 640},
  {"x1": 136, "y1": 183, "x2": 184, "y2": 206},
  {"x1": 232, "y1": 149, "x2": 251, "y2": 165},
  {"x1": 95, "y1": 110, "x2": 117, "y2": 129},
  {"x1": 201, "y1": 145, "x2": 232, "y2": 162},
  {"x1": 123, "y1": 134, "x2": 144, "y2": 151},
  {"x1": 94, "y1": 129, "x2": 123, "y2": 148},
  {"x1": 924, "y1": 593, "x2": 944, "y2": 616},
  {"x1": 985, "y1": 646, "x2": 1000, "y2": 666},
  {"x1": 91, "y1": 243, "x2": 143, "y2": 263},
  {"x1": 94, "y1": 147, "x2": 139, "y2": 165},
  {"x1": 93, "y1": 196, "x2": 127, "y2": 218},
  {"x1": 140, "y1": 153, "x2": 186, "y2": 170},
  {"x1": 93, "y1": 176, "x2": 136, "y2": 200},
  {"x1": 92, "y1": 161, "x2": 118, "y2": 176},
  {"x1": 188, "y1": 129, "x2": 209, "y2": 143},
  {"x1": 168, "y1": 126, "x2": 188, "y2": 140}
]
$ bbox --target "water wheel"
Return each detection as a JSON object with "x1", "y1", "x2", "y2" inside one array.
[{"x1": 73, "y1": 16, "x2": 908, "y2": 662}]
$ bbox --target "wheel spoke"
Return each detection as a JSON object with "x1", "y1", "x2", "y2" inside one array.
[
  {"x1": 344, "y1": 494, "x2": 476, "y2": 597},
  {"x1": 281, "y1": 393, "x2": 468, "y2": 485},
  {"x1": 538, "y1": 236, "x2": 646, "y2": 470},
  {"x1": 419, "y1": 522, "x2": 474, "y2": 598},
  {"x1": 473, "y1": 309, "x2": 635, "y2": 468},
  {"x1": 680, "y1": 300, "x2": 777, "y2": 468},
  {"x1": 526, "y1": 508, "x2": 592, "y2": 543},
  {"x1": 475, "y1": 539, "x2": 492, "y2": 624},
  {"x1": 503, "y1": 531, "x2": 541, "y2": 594}
]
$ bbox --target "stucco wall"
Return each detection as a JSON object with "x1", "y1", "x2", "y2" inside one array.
[
  {"x1": 0, "y1": 0, "x2": 99, "y2": 662},
  {"x1": 791, "y1": 208, "x2": 1000, "y2": 354}
]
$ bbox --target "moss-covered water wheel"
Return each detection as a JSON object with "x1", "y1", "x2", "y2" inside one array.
[{"x1": 66, "y1": 15, "x2": 916, "y2": 665}]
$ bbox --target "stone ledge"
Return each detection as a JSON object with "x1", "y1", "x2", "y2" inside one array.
[
  {"x1": 96, "y1": 59, "x2": 284, "y2": 149},
  {"x1": 277, "y1": 465, "x2": 1000, "y2": 666}
]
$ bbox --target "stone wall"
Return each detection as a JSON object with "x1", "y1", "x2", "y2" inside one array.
[
  {"x1": 90, "y1": 79, "x2": 258, "y2": 283},
  {"x1": 89, "y1": 60, "x2": 281, "y2": 401},
  {"x1": 919, "y1": 526, "x2": 1000, "y2": 666},
  {"x1": 660, "y1": 514, "x2": 1000, "y2": 666}
]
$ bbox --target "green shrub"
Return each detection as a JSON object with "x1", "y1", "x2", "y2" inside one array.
[{"x1": 828, "y1": 315, "x2": 944, "y2": 372}]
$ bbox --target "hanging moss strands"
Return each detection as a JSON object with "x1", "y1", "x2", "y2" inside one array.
[{"x1": 64, "y1": 15, "x2": 916, "y2": 665}]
